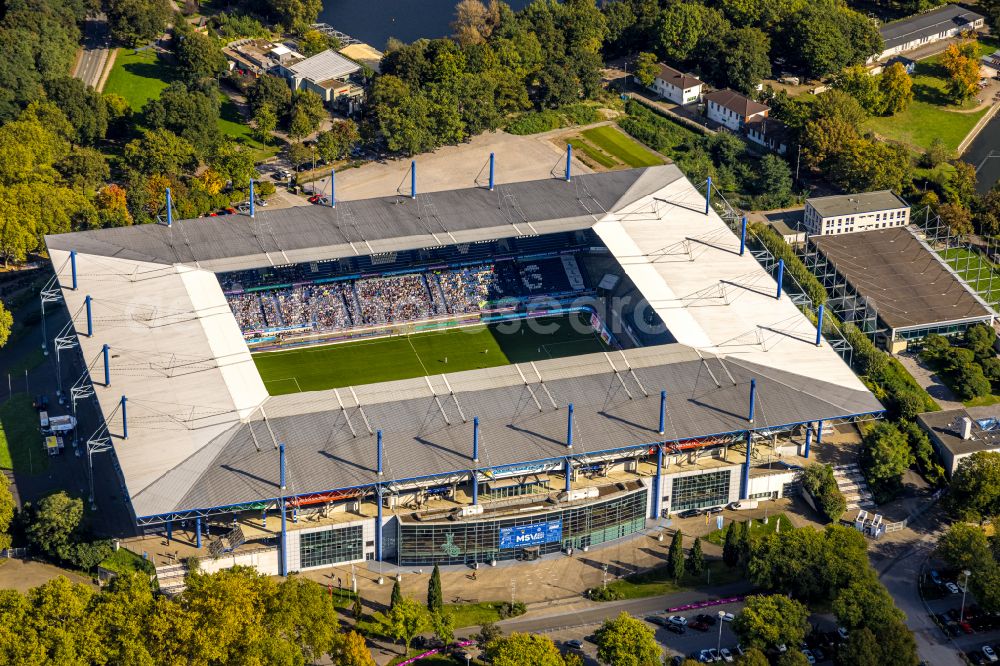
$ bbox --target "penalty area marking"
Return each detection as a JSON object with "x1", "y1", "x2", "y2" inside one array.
[{"x1": 264, "y1": 377, "x2": 303, "y2": 393}]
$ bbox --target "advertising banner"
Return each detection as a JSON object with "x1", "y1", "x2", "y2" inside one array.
[{"x1": 499, "y1": 520, "x2": 563, "y2": 549}]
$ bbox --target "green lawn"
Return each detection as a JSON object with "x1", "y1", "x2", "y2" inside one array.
[
  {"x1": 0, "y1": 393, "x2": 47, "y2": 474},
  {"x1": 569, "y1": 137, "x2": 617, "y2": 168},
  {"x1": 103, "y1": 48, "x2": 177, "y2": 111},
  {"x1": 254, "y1": 314, "x2": 610, "y2": 395},
  {"x1": 704, "y1": 513, "x2": 794, "y2": 546},
  {"x1": 600, "y1": 559, "x2": 742, "y2": 600},
  {"x1": 218, "y1": 96, "x2": 280, "y2": 160},
  {"x1": 444, "y1": 601, "x2": 505, "y2": 628},
  {"x1": 8, "y1": 347, "x2": 44, "y2": 376},
  {"x1": 99, "y1": 547, "x2": 156, "y2": 577},
  {"x1": 939, "y1": 247, "x2": 1000, "y2": 306},
  {"x1": 581, "y1": 125, "x2": 664, "y2": 168},
  {"x1": 866, "y1": 57, "x2": 988, "y2": 152},
  {"x1": 964, "y1": 394, "x2": 1000, "y2": 407}
]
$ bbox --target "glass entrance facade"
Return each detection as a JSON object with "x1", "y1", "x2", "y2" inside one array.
[
  {"x1": 397, "y1": 488, "x2": 647, "y2": 566},
  {"x1": 670, "y1": 470, "x2": 732, "y2": 512},
  {"x1": 299, "y1": 524, "x2": 364, "y2": 569}
]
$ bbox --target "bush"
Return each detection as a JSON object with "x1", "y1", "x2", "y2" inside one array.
[
  {"x1": 617, "y1": 99, "x2": 699, "y2": 155},
  {"x1": 801, "y1": 463, "x2": 847, "y2": 522},
  {"x1": 561, "y1": 103, "x2": 600, "y2": 125},
  {"x1": 506, "y1": 110, "x2": 564, "y2": 135},
  {"x1": 587, "y1": 586, "x2": 622, "y2": 601},
  {"x1": 497, "y1": 601, "x2": 527, "y2": 618}
]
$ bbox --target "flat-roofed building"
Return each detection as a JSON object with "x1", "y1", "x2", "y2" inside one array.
[
  {"x1": 804, "y1": 190, "x2": 910, "y2": 236},
  {"x1": 918, "y1": 407, "x2": 1000, "y2": 476},
  {"x1": 874, "y1": 4, "x2": 984, "y2": 61},
  {"x1": 276, "y1": 49, "x2": 364, "y2": 106}
]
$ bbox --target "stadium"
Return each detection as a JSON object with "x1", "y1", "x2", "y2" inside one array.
[{"x1": 43, "y1": 162, "x2": 882, "y2": 576}]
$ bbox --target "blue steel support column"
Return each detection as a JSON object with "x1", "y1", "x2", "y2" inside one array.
[
  {"x1": 739, "y1": 217, "x2": 747, "y2": 256},
  {"x1": 804, "y1": 424, "x2": 813, "y2": 459},
  {"x1": 488, "y1": 153, "x2": 495, "y2": 191},
  {"x1": 652, "y1": 445, "x2": 663, "y2": 518},
  {"x1": 375, "y1": 487, "x2": 383, "y2": 561},
  {"x1": 121, "y1": 395, "x2": 128, "y2": 439},
  {"x1": 748, "y1": 379, "x2": 756, "y2": 424},
  {"x1": 195, "y1": 517, "x2": 201, "y2": 548},
  {"x1": 658, "y1": 390, "x2": 666, "y2": 435},
  {"x1": 815, "y1": 304, "x2": 825, "y2": 347},
  {"x1": 70, "y1": 250, "x2": 77, "y2": 290},
  {"x1": 472, "y1": 471, "x2": 479, "y2": 505},
  {"x1": 741, "y1": 431, "x2": 752, "y2": 500},
  {"x1": 279, "y1": 443, "x2": 288, "y2": 576},
  {"x1": 85, "y1": 295, "x2": 93, "y2": 337},
  {"x1": 472, "y1": 417, "x2": 479, "y2": 462},
  {"x1": 331, "y1": 169, "x2": 336, "y2": 208},
  {"x1": 564, "y1": 458, "x2": 572, "y2": 491},
  {"x1": 776, "y1": 259, "x2": 785, "y2": 299},
  {"x1": 249, "y1": 180, "x2": 255, "y2": 218},
  {"x1": 103, "y1": 344, "x2": 110, "y2": 386},
  {"x1": 411, "y1": 161, "x2": 416, "y2": 199},
  {"x1": 566, "y1": 144, "x2": 572, "y2": 182},
  {"x1": 566, "y1": 403, "x2": 574, "y2": 449},
  {"x1": 705, "y1": 177, "x2": 712, "y2": 215},
  {"x1": 166, "y1": 520, "x2": 172, "y2": 543},
  {"x1": 377, "y1": 430, "x2": 383, "y2": 476},
  {"x1": 165, "y1": 188, "x2": 173, "y2": 227},
  {"x1": 815, "y1": 420, "x2": 824, "y2": 450}
]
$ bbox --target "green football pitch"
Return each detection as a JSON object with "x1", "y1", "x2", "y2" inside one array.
[
  {"x1": 939, "y1": 247, "x2": 1000, "y2": 306},
  {"x1": 253, "y1": 313, "x2": 611, "y2": 395}
]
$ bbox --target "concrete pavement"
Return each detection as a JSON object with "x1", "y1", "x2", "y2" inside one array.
[{"x1": 73, "y1": 14, "x2": 111, "y2": 91}]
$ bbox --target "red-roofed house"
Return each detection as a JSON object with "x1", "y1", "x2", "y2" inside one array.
[
  {"x1": 704, "y1": 89, "x2": 769, "y2": 132},
  {"x1": 646, "y1": 63, "x2": 704, "y2": 105}
]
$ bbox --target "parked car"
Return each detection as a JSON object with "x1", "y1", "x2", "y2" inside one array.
[
  {"x1": 666, "y1": 623, "x2": 686, "y2": 635},
  {"x1": 695, "y1": 614, "x2": 717, "y2": 626},
  {"x1": 698, "y1": 649, "x2": 717, "y2": 663},
  {"x1": 776, "y1": 644, "x2": 788, "y2": 654},
  {"x1": 719, "y1": 647, "x2": 734, "y2": 663},
  {"x1": 837, "y1": 626, "x2": 849, "y2": 641},
  {"x1": 690, "y1": 621, "x2": 711, "y2": 632},
  {"x1": 678, "y1": 509, "x2": 702, "y2": 518},
  {"x1": 707, "y1": 506, "x2": 724, "y2": 515},
  {"x1": 961, "y1": 621, "x2": 975, "y2": 634},
  {"x1": 812, "y1": 647, "x2": 825, "y2": 662},
  {"x1": 929, "y1": 570, "x2": 942, "y2": 585},
  {"x1": 971, "y1": 652, "x2": 987, "y2": 666},
  {"x1": 646, "y1": 615, "x2": 669, "y2": 626},
  {"x1": 668, "y1": 615, "x2": 688, "y2": 626},
  {"x1": 707, "y1": 649, "x2": 721, "y2": 662},
  {"x1": 802, "y1": 649, "x2": 816, "y2": 665},
  {"x1": 983, "y1": 645, "x2": 998, "y2": 663},
  {"x1": 948, "y1": 608, "x2": 962, "y2": 622},
  {"x1": 720, "y1": 612, "x2": 735, "y2": 622},
  {"x1": 564, "y1": 640, "x2": 583, "y2": 650},
  {"x1": 947, "y1": 582, "x2": 961, "y2": 594}
]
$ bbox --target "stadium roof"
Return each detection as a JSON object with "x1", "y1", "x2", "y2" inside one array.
[
  {"x1": 880, "y1": 4, "x2": 984, "y2": 51},
  {"x1": 811, "y1": 227, "x2": 994, "y2": 332},
  {"x1": 286, "y1": 48, "x2": 361, "y2": 82},
  {"x1": 45, "y1": 165, "x2": 882, "y2": 522}
]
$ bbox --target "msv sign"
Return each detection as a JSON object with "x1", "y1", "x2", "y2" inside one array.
[{"x1": 499, "y1": 520, "x2": 562, "y2": 549}]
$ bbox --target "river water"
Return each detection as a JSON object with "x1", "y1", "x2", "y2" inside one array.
[{"x1": 318, "y1": 0, "x2": 531, "y2": 49}]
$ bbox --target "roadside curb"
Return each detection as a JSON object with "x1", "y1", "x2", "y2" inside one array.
[{"x1": 959, "y1": 103, "x2": 1000, "y2": 157}]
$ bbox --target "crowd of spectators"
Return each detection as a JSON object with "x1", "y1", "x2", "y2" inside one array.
[{"x1": 224, "y1": 258, "x2": 580, "y2": 337}]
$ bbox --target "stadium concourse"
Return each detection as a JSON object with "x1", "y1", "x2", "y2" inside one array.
[{"x1": 43, "y1": 164, "x2": 882, "y2": 577}]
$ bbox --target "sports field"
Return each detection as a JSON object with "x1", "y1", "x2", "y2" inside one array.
[
  {"x1": 939, "y1": 247, "x2": 1000, "y2": 306},
  {"x1": 253, "y1": 313, "x2": 611, "y2": 395}
]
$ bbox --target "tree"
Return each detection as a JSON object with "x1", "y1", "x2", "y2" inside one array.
[
  {"x1": 210, "y1": 140, "x2": 257, "y2": 189},
  {"x1": 966, "y1": 324, "x2": 996, "y2": 360},
  {"x1": 723, "y1": 522, "x2": 740, "y2": 568},
  {"x1": 834, "y1": 66, "x2": 885, "y2": 115},
  {"x1": 801, "y1": 463, "x2": 847, "y2": 522},
  {"x1": 269, "y1": 0, "x2": 322, "y2": 30},
  {"x1": 316, "y1": 120, "x2": 360, "y2": 162},
  {"x1": 477, "y1": 620, "x2": 502, "y2": 647},
  {"x1": 57, "y1": 146, "x2": 110, "y2": 191},
  {"x1": 861, "y1": 421, "x2": 915, "y2": 491},
  {"x1": 983, "y1": 0, "x2": 1000, "y2": 34},
  {"x1": 44, "y1": 76, "x2": 107, "y2": 145},
  {"x1": 953, "y1": 359, "x2": 992, "y2": 401},
  {"x1": 123, "y1": 128, "x2": 198, "y2": 177},
  {"x1": 107, "y1": 0, "x2": 172, "y2": 47},
  {"x1": 485, "y1": 633, "x2": 567, "y2": 666},
  {"x1": 777, "y1": 651, "x2": 810, "y2": 666},
  {"x1": 352, "y1": 593, "x2": 363, "y2": 620},
  {"x1": 389, "y1": 579, "x2": 403, "y2": 609},
  {"x1": 142, "y1": 82, "x2": 221, "y2": 153},
  {"x1": 0, "y1": 304, "x2": 11, "y2": 349},
  {"x1": 949, "y1": 452, "x2": 1000, "y2": 521},
  {"x1": 656, "y1": 3, "x2": 705, "y2": 61},
  {"x1": 174, "y1": 26, "x2": 227, "y2": 81},
  {"x1": 431, "y1": 610, "x2": 455, "y2": 644},
  {"x1": 733, "y1": 594, "x2": 810, "y2": 651},
  {"x1": 288, "y1": 90, "x2": 326, "y2": 140},
  {"x1": 634, "y1": 52, "x2": 658, "y2": 88},
  {"x1": 838, "y1": 622, "x2": 918, "y2": 666},
  {"x1": 247, "y1": 75, "x2": 292, "y2": 118},
  {"x1": 0, "y1": 480, "x2": 13, "y2": 550},
  {"x1": 595, "y1": 611, "x2": 661, "y2": 666},
  {"x1": 720, "y1": 27, "x2": 771, "y2": 94},
  {"x1": 938, "y1": 523, "x2": 992, "y2": 574},
  {"x1": 830, "y1": 138, "x2": 911, "y2": 193},
  {"x1": 668, "y1": 530, "x2": 685, "y2": 580},
  {"x1": 879, "y1": 62, "x2": 913, "y2": 115},
  {"x1": 370, "y1": 75, "x2": 435, "y2": 155},
  {"x1": 939, "y1": 202, "x2": 974, "y2": 236},
  {"x1": 427, "y1": 564, "x2": 443, "y2": 613},
  {"x1": 688, "y1": 537, "x2": 704, "y2": 576},
  {"x1": 833, "y1": 578, "x2": 906, "y2": 630},
  {"x1": 941, "y1": 40, "x2": 980, "y2": 103},
  {"x1": 300, "y1": 29, "x2": 331, "y2": 57},
  {"x1": 26, "y1": 492, "x2": 84, "y2": 562},
  {"x1": 756, "y1": 154, "x2": 793, "y2": 203},
  {"x1": 331, "y1": 631, "x2": 374, "y2": 666},
  {"x1": 734, "y1": 520, "x2": 752, "y2": 567},
  {"x1": 738, "y1": 648, "x2": 771, "y2": 666},
  {"x1": 252, "y1": 104, "x2": 278, "y2": 144}
]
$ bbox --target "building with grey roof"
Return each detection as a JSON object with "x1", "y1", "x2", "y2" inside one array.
[
  {"x1": 918, "y1": 406, "x2": 1000, "y2": 476},
  {"x1": 43, "y1": 164, "x2": 881, "y2": 576},
  {"x1": 804, "y1": 190, "x2": 910, "y2": 236},
  {"x1": 275, "y1": 48, "x2": 364, "y2": 105},
  {"x1": 875, "y1": 4, "x2": 985, "y2": 61}
]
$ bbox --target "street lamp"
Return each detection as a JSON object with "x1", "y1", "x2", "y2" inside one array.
[
  {"x1": 716, "y1": 610, "x2": 725, "y2": 656},
  {"x1": 960, "y1": 569, "x2": 972, "y2": 623}
]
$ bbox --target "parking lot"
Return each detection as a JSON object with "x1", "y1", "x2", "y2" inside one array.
[
  {"x1": 541, "y1": 598, "x2": 852, "y2": 665},
  {"x1": 923, "y1": 570, "x2": 1000, "y2": 664}
]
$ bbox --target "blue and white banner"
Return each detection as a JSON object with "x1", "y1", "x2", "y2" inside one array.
[{"x1": 499, "y1": 520, "x2": 562, "y2": 549}]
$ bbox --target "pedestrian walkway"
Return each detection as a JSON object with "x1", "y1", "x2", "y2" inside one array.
[
  {"x1": 833, "y1": 463, "x2": 875, "y2": 510},
  {"x1": 896, "y1": 352, "x2": 962, "y2": 410}
]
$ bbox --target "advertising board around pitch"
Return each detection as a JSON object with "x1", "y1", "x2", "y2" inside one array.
[{"x1": 499, "y1": 520, "x2": 563, "y2": 549}]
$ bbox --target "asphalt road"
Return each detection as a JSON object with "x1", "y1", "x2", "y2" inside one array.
[{"x1": 74, "y1": 14, "x2": 110, "y2": 90}]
